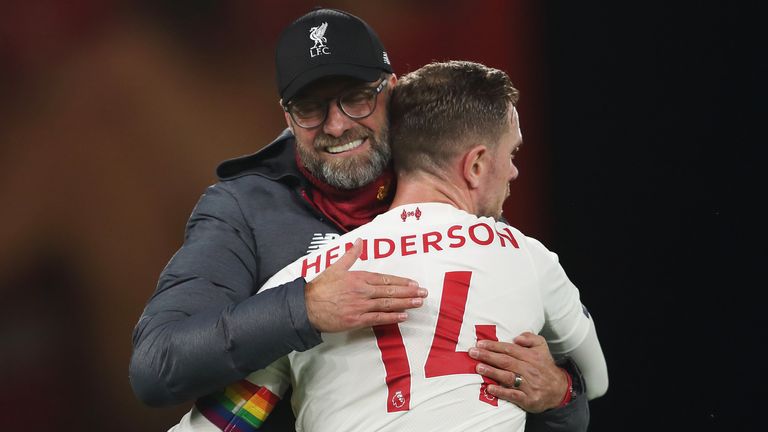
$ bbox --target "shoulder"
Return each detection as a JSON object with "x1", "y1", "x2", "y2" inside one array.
[
  {"x1": 216, "y1": 129, "x2": 301, "y2": 182},
  {"x1": 494, "y1": 219, "x2": 550, "y2": 251}
]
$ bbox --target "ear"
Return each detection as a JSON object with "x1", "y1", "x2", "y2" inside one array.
[
  {"x1": 461, "y1": 145, "x2": 489, "y2": 190},
  {"x1": 282, "y1": 106, "x2": 295, "y2": 134}
]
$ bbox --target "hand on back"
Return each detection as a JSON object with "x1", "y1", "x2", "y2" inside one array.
[{"x1": 305, "y1": 239, "x2": 428, "y2": 332}]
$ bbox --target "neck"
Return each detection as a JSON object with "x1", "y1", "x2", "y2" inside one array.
[
  {"x1": 390, "y1": 170, "x2": 476, "y2": 214},
  {"x1": 295, "y1": 152, "x2": 395, "y2": 231}
]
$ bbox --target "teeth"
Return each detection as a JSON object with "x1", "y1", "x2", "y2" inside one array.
[{"x1": 326, "y1": 139, "x2": 363, "y2": 154}]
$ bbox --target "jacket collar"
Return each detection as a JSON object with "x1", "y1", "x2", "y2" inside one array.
[{"x1": 216, "y1": 129, "x2": 302, "y2": 183}]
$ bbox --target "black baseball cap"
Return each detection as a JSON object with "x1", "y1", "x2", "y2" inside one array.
[{"x1": 276, "y1": 8, "x2": 393, "y2": 103}]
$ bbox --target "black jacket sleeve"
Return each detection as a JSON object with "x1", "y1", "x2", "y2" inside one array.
[
  {"x1": 525, "y1": 394, "x2": 589, "y2": 432},
  {"x1": 129, "y1": 184, "x2": 322, "y2": 407}
]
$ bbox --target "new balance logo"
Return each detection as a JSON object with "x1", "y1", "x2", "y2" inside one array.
[{"x1": 306, "y1": 233, "x2": 340, "y2": 253}]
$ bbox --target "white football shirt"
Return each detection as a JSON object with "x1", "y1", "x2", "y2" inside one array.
[{"x1": 174, "y1": 202, "x2": 602, "y2": 432}]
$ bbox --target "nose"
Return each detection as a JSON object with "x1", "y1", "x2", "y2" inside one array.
[
  {"x1": 322, "y1": 100, "x2": 355, "y2": 137},
  {"x1": 509, "y1": 163, "x2": 519, "y2": 181}
]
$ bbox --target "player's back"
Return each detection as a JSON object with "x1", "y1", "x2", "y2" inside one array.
[{"x1": 276, "y1": 203, "x2": 547, "y2": 432}]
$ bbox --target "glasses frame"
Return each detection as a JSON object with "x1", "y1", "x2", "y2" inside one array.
[{"x1": 283, "y1": 77, "x2": 388, "y2": 129}]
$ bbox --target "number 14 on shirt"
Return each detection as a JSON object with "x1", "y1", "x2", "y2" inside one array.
[{"x1": 372, "y1": 271, "x2": 499, "y2": 413}]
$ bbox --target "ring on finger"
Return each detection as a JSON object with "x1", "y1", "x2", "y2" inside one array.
[{"x1": 513, "y1": 373, "x2": 523, "y2": 389}]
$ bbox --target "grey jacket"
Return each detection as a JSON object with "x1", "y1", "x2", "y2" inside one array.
[{"x1": 129, "y1": 129, "x2": 589, "y2": 431}]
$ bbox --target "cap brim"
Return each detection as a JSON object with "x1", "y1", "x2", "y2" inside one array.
[{"x1": 281, "y1": 63, "x2": 385, "y2": 103}]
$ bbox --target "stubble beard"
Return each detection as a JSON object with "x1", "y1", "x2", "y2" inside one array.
[
  {"x1": 297, "y1": 124, "x2": 391, "y2": 190},
  {"x1": 481, "y1": 183, "x2": 511, "y2": 220}
]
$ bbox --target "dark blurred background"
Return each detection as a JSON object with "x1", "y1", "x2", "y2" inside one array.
[{"x1": 1, "y1": 1, "x2": 764, "y2": 431}]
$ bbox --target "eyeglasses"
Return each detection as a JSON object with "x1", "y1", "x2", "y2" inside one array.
[{"x1": 283, "y1": 78, "x2": 388, "y2": 129}]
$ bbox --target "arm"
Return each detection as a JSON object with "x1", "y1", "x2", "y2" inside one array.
[
  {"x1": 552, "y1": 315, "x2": 608, "y2": 400},
  {"x1": 469, "y1": 234, "x2": 606, "y2": 431},
  {"x1": 130, "y1": 186, "x2": 425, "y2": 407},
  {"x1": 129, "y1": 184, "x2": 322, "y2": 407},
  {"x1": 171, "y1": 357, "x2": 293, "y2": 431},
  {"x1": 476, "y1": 315, "x2": 608, "y2": 407},
  {"x1": 519, "y1": 235, "x2": 607, "y2": 400},
  {"x1": 533, "y1": 241, "x2": 608, "y2": 400},
  {"x1": 195, "y1": 357, "x2": 293, "y2": 430}
]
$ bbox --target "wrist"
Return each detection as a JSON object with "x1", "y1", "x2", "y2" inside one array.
[
  {"x1": 557, "y1": 367, "x2": 574, "y2": 408},
  {"x1": 301, "y1": 278, "x2": 323, "y2": 334}
]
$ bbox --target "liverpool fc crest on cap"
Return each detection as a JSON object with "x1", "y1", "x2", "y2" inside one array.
[{"x1": 309, "y1": 22, "x2": 330, "y2": 58}]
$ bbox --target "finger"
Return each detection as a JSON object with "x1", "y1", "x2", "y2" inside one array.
[
  {"x1": 360, "y1": 311, "x2": 408, "y2": 327},
  {"x1": 369, "y1": 284, "x2": 428, "y2": 300},
  {"x1": 512, "y1": 331, "x2": 545, "y2": 348},
  {"x1": 475, "y1": 340, "x2": 530, "y2": 359},
  {"x1": 369, "y1": 297, "x2": 424, "y2": 312},
  {"x1": 333, "y1": 238, "x2": 363, "y2": 271},
  {"x1": 475, "y1": 362, "x2": 524, "y2": 388},
  {"x1": 362, "y1": 271, "x2": 419, "y2": 288},
  {"x1": 485, "y1": 385, "x2": 529, "y2": 409}
]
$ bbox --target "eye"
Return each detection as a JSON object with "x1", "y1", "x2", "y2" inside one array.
[
  {"x1": 291, "y1": 100, "x2": 324, "y2": 117},
  {"x1": 341, "y1": 89, "x2": 374, "y2": 106},
  {"x1": 340, "y1": 89, "x2": 377, "y2": 117}
]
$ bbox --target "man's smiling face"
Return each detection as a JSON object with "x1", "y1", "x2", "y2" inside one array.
[{"x1": 286, "y1": 74, "x2": 396, "y2": 190}]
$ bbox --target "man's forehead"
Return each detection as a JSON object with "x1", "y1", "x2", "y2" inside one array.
[
  {"x1": 511, "y1": 106, "x2": 521, "y2": 129},
  {"x1": 510, "y1": 105, "x2": 519, "y2": 123},
  {"x1": 293, "y1": 75, "x2": 373, "y2": 100},
  {"x1": 510, "y1": 106, "x2": 523, "y2": 145}
]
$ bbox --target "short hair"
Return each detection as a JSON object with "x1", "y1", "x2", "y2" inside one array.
[{"x1": 389, "y1": 61, "x2": 519, "y2": 174}]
